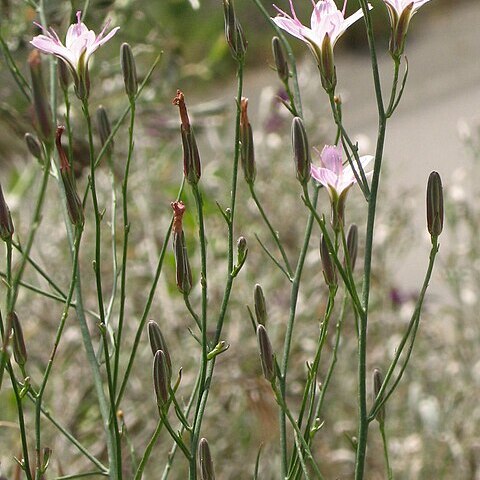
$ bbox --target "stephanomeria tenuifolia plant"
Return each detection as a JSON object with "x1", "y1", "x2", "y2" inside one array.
[{"x1": 0, "y1": 0, "x2": 442, "y2": 478}]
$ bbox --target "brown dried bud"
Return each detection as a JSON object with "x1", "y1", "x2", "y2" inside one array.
[
  {"x1": 29, "y1": 50, "x2": 53, "y2": 142},
  {"x1": 272, "y1": 36, "x2": 289, "y2": 83},
  {"x1": 153, "y1": 349, "x2": 170, "y2": 407},
  {"x1": 11, "y1": 312, "x2": 27, "y2": 366},
  {"x1": 25, "y1": 133, "x2": 43, "y2": 161},
  {"x1": 96, "y1": 106, "x2": 113, "y2": 154},
  {"x1": 148, "y1": 320, "x2": 172, "y2": 381},
  {"x1": 173, "y1": 90, "x2": 201, "y2": 185},
  {"x1": 257, "y1": 324, "x2": 275, "y2": 382},
  {"x1": 0, "y1": 183, "x2": 14, "y2": 241},
  {"x1": 56, "y1": 127, "x2": 84, "y2": 226},
  {"x1": 199, "y1": 438, "x2": 215, "y2": 480},
  {"x1": 426, "y1": 171, "x2": 443, "y2": 237},
  {"x1": 121, "y1": 43, "x2": 138, "y2": 99},
  {"x1": 171, "y1": 201, "x2": 193, "y2": 294},
  {"x1": 240, "y1": 98, "x2": 256, "y2": 185},
  {"x1": 254, "y1": 284, "x2": 267, "y2": 326},
  {"x1": 320, "y1": 234, "x2": 337, "y2": 287},
  {"x1": 291, "y1": 117, "x2": 311, "y2": 185}
]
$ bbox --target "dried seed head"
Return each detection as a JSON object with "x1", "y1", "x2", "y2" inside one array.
[
  {"x1": 291, "y1": 117, "x2": 311, "y2": 185},
  {"x1": 257, "y1": 324, "x2": 275, "y2": 382},
  {"x1": 345, "y1": 223, "x2": 358, "y2": 272},
  {"x1": 240, "y1": 98, "x2": 256, "y2": 185},
  {"x1": 171, "y1": 201, "x2": 193, "y2": 294},
  {"x1": 373, "y1": 368, "x2": 385, "y2": 424},
  {"x1": 199, "y1": 438, "x2": 215, "y2": 480},
  {"x1": 11, "y1": 312, "x2": 27, "y2": 366},
  {"x1": 121, "y1": 43, "x2": 138, "y2": 99},
  {"x1": 254, "y1": 284, "x2": 267, "y2": 326},
  {"x1": 173, "y1": 90, "x2": 201, "y2": 185},
  {"x1": 153, "y1": 350, "x2": 170, "y2": 408},
  {"x1": 426, "y1": 171, "x2": 443, "y2": 237},
  {"x1": 148, "y1": 320, "x2": 172, "y2": 381},
  {"x1": 272, "y1": 36, "x2": 289, "y2": 83},
  {"x1": 0, "y1": 183, "x2": 14, "y2": 242}
]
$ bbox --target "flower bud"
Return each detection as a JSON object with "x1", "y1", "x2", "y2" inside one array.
[
  {"x1": 257, "y1": 324, "x2": 275, "y2": 382},
  {"x1": 0, "y1": 183, "x2": 14, "y2": 241},
  {"x1": 173, "y1": 91, "x2": 201, "y2": 185},
  {"x1": 426, "y1": 171, "x2": 443, "y2": 237},
  {"x1": 319, "y1": 33, "x2": 336, "y2": 94},
  {"x1": 121, "y1": 43, "x2": 138, "y2": 99},
  {"x1": 272, "y1": 36, "x2": 289, "y2": 83},
  {"x1": 223, "y1": 0, "x2": 247, "y2": 61},
  {"x1": 171, "y1": 201, "x2": 193, "y2": 294},
  {"x1": 345, "y1": 223, "x2": 358, "y2": 272},
  {"x1": 199, "y1": 438, "x2": 215, "y2": 480},
  {"x1": 237, "y1": 236, "x2": 247, "y2": 264},
  {"x1": 148, "y1": 320, "x2": 172, "y2": 381},
  {"x1": 28, "y1": 50, "x2": 53, "y2": 142},
  {"x1": 320, "y1": 234, "x2": 336, "y2": 287},
  {"x1": 388, "y1": 2, "x2": 414, "y2": 59},
  {"x1": 11, "y1": 312, "x2": 27, "y2": 366},
  {"x1": 58, "y1": 59, "x2": 71, "y2": 93},
  {"x1": 254, "y1": 284, "x2": 267, "y2": 326},
  {"x1": 25, "y1": 133, "x2": 43, "y2": 161},
  {"x1": 153, "y1": 349, "x2": 170, "y2": 408},
  {"x1": 291, "y1": 117, "x2": 311, "y2": 185},
  {"x1": 56, "y1": 127, "x2": 84, "y2": 227},
  {"x1": 373, "y1": 368, "x2": 385, "y2": 424},
  {"x1": 240, "y1": 98, "x2": 256, "y2": 185},
  {"x1": 96, "y1": 106, "x2": 113, "y2": 154}
]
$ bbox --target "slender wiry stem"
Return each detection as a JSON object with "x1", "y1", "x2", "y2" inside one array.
[{"x1": 380, "y1": 423, "x2": 393, "y2": 480}]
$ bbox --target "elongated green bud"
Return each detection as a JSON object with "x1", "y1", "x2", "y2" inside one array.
[
  {"x1": 240, "y1": 98, "x2": 256, "y2": 185},
  {"x1": 272, "y1": 36, "x2": 289, "y2": 83},
  {"x1": 96, "y1": 106, "x2": 113, "y2": 154},
  {"x1": 373, "y1": 368, "x2": 385, "y2": 424},
  {"x1": 426, "y1": 171, "x2": 443, "y2": 237},
  {"x1": 0, "y1": 183, "x2": 14, "y2": 241},
  {"x1": 320, "y1": 33, "x2": 336, "y2": 94},
  {"x1": 29, "y1": 50, "x2": 53, "y2": 142},
  {"x1": 171, "y1": 201, "x2": 193, "y2": 294},
  {"x1": 254, "y1": 284, "x2": 267, "y2": 326},
  {"x1": 257, "y1": 324, "x2": 275, "y2": 382},
  {"x1": 25, "y1": 133, "x2": 43, "y2": 161},
  {"x1": 153, "y1": 350, "x2": 169, "y2": 407},
  {"x1": 199, "y1": 438, "x2": 215, "y2": 480},
  {"x1": 345, "y1": 223, "x2": 358, "y2": 272},
  {"x1": 320, "y1": 234, "x2": 336, "y2": 287},
  {"x1": 56, "y1": 126, "x2": 84, "y2": 227},
  {"x1": 121, "y1": 43, "x2": 138, "y2": 99},
  {"x1": 173, "y1": 90, "x2": 201, "y2": 185},
  {"x1": 11, "y1": 312, "x2": 27, "y2": 366},
  {"x1": 148, "y1": 320, "x2": 172, "y2": 381},
  {"x1": 58, "y1": 59, "x2": 71, "y2": 93},
  {"x1": 222, "y1": 0, "x2": 247, "y2": 61},
  {"x1": 291, "y1": 117, "x2": 311, "y2": 185}
]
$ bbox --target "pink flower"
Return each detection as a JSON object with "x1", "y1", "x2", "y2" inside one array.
[
  {"x1": 272, "y1": 0, "x2": 365, "y2": 49},
  {"x1": 311, "y1": 145, "x2": 373, "y2": 227},
  {"x1": 31, "y1": 11, "x2": 119, "y2": 99},
  {"x1": 383, "y1": 1, "x2": 432, "y2": 57},
  {"x1": 272, "y1": 1, "x2": 369, "y2": 92}
]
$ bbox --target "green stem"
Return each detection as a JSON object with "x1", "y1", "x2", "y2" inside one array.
[
  {"x1": 113, "y1": 99, "x2": 136, "y2": 394},
  {"x1": 249, "y1": 184, "x2": 293, "y2": 279},
  {"x1": 34, "y1": 226, "x2": 82, "y2": 480},
  {"x1": 380, "y1": 423, "x2": 393, "y2": 480},
  {"x1": 82, "y1": 99, "x2": 122, "y2": 479},
  {"x1": 355, "y1": 1, "x2": 387, "y2": 477}
]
